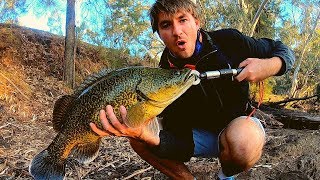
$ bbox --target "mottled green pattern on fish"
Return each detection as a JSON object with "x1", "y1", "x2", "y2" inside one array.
[{"x1": 29, "y1": 66, "x2": 197, "y2": 180}]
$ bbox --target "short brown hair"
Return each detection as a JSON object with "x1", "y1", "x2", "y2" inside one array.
[{"x1": 149, "y1": 0, "x2": 200, "y2": 33}]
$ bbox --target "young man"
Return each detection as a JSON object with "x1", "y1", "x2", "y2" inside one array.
[{"x1": 90, "y1": 0, "x2": 295, "y2": 179}]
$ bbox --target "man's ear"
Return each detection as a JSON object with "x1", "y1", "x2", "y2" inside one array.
[{"x1": 195, "y1": 18, "x2": 201, "y2": 29}]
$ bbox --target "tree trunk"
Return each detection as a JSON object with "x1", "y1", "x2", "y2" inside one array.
[
  {"x1": 64, "y1": 0, "x2": 76, "y2": 89},
  {"x1": 238, "y1": 0, "x2": 248, "y2": 14},
  {"x1": 236, "y1": 0, "x2": 248, "y2": 32},
  {"x1": 290, "y1": 13, "x2": 320, "y2": 98},
  {"x1": 257, "y1": 104, "x2": 320, "y2": 130},
  {"x1": 249, "y1": 0, "x2": 269, "y2": 37}
]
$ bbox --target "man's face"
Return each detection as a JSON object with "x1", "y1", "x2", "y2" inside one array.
[{"x1": 157, "y1": 10, "x2": 200, "y2": 59}]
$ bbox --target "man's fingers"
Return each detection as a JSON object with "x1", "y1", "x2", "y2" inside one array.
[
  {"x1": 100, "y1": 108, "x2": 121, "y2": 136},
  {"x1": 90, "y1": 122, "x2": 109, "y2": 137},
  {"x1": 235, "y1": 66, "x2": 247, "y2": 82},
  {"x1": 120, "y1": 105, "x2": 128, "y2": 126},
  {"x1": 106, "y1": 105, "x2": 126, "y2": 133},
  {"x1": 236, "y1": 59, "x2": 251, "y2": 82},
  {"x1": 237, "y1": 58, "x2": 267, "y2": 83},
  {"x1": 239, "y1": 59, "x2": 250, "y2": 68},
  {"x1": 99, "y1": 109, "x2": 110, "y2": 131}
]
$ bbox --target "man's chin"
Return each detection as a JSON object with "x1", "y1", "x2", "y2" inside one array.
[{"x1": 174, "y1": 52, "x2": 193, "y2": 59}]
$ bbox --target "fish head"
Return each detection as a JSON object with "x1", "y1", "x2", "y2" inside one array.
[
  {"x1": 137, "y1": 68, "x2": 199, "y2": 106},
  {"x1": 125, "y1": 67, "x2": 199, "y2": 127}
]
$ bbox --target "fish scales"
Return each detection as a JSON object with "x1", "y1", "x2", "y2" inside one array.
[{"x1": 29, "y1": 66, "x2": 198, "y2": 180}]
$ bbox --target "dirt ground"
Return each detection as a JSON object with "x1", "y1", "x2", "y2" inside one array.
[
  {"x1": 0, "y1": 115, "x2": 319, "y2": 180},
  {"x1": 0, "y1": 24, "x2": 319, "y2": 180}
]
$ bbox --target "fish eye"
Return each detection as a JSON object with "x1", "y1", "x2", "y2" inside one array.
[{"x1": 174, "y1": 71, "x2": 181, "y2": 76}]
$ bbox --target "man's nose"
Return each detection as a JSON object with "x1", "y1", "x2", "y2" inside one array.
[{"x1": 172, "y1": 24, "x2": 182, "y2": 36}]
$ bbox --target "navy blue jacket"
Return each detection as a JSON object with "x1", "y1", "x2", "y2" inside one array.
[{"x1": 151, "y1": 28, "x2": 295, "y2": 161}]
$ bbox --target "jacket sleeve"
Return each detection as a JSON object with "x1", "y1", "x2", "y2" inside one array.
[
  {"x1": 214, "y1": 29, "x2": 296, "y2": 76},
  {"x1": 269, "y1": 40, "x2": 295, "y2": 75}
]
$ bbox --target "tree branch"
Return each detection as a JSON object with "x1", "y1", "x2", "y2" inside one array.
[
  {"x1": 267, "y1": 94, "x2": 319, "y2": 106},
  {"x1": 249, "y1": 0, "x2": 269, "y2": 37}
]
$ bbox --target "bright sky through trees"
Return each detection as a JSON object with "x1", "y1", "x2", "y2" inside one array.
[
  {"x1": 19, "y1": 10, "x2": 50, "y2": 31},
  {"x1": 17, "y1": 0, "x2": 83, "y2": 35},
  {"x1": 12, "y1": 1, "x2": 294, "y2": 36},
  {"x1": 0, "y1": 0, "x2": 312, "y2": 59}
]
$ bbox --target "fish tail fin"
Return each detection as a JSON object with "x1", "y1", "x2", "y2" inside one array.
[
  {"x1": 71, "y1": 137, "x2": 101, "y2": 164},
  {"x1": 29, "y1": 149, "x2": 65, "y2": 180}
]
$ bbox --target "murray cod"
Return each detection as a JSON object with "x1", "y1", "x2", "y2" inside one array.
[{"x1": 29, "y1": 66, "x2": 199, "y2": 180}]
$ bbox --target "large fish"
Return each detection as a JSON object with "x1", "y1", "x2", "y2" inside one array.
[{"x1": 29, "y1": 66, "x2": 199, "y2": 180}]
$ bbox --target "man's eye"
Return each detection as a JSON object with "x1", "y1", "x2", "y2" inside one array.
[
  {"x1": 180, "y1": 19, "x2": 187, "y2": 23},
  {"x1": 161, "y1": 23, "x2": 170, "y2": 29}
]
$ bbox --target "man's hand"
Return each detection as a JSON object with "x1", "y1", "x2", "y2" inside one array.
[
  {"x1": 90, "y1": 105, "x2": 160, "y2": 146},
  {"x1": 90, "y1": 105, "x2": 143, "y2": 138},
  {"x1": 235, "y1": 57, "x2": 282, "y2": 82}
]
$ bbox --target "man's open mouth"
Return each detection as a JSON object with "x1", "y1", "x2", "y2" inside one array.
[{"x1": 177, "y1": 41, "x2": 187, "y2": 48}]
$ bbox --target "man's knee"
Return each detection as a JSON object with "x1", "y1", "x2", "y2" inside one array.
[{"x1": 219, "y1": 116, "x2": 265, "y2": 174}]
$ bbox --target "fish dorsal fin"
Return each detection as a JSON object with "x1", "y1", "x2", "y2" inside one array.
[
  {"x1": 74, "y1": 68, "x2": 114, "y2": 97},
  {"x1": 52, "y1": 95, "x2": 75, "y2": 132}
]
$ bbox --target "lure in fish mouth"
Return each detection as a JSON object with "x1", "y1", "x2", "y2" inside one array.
[
  {"x1": 29, "y1": 66, "x2": 198, "y2": 180},
  {"x1": 190, "y1": 70, "x2": 201, "y2": 85}
]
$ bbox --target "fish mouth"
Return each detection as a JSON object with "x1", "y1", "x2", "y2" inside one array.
[{"x1": 188, "y1": 70, "x2": 200, "y2": 85}]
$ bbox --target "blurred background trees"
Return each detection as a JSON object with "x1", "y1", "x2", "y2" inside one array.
[{"x1": 0, "y1": 0, "x2": 319, "y2": 100}]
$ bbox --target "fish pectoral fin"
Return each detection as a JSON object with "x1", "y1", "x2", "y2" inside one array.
[
  {"x1": 136, "y1": 88, "x2": 149, "y2": 102},
  {"x1": 143, "y1": 117, "x2": 160, "y2": 136},
  {"x1": 53, "y1": 95, "x2": 75, "y2": 132},
  {"x1": 71, "y1": 137, "x2": 101, "y2": 164}
]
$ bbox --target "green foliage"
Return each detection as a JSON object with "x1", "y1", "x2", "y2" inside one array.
[
  {"x1": 273, "y1": 73, "x2": 293, "y2": 95},
  {"x1": 198, "y1": 0, "x2": 280, "y2": 37},
  {"x1": 99, "y1": 47, "x2": 130, "y2": 68},
  {"x1": 276, "y1": 0, "x2": 319, "y2": 97},
  {"x1": 250, "y1": 79, "x2": 277, "y2": 102},
  {"x1": 77, "y1": 0, "x2": 153, "y2": 57}
]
